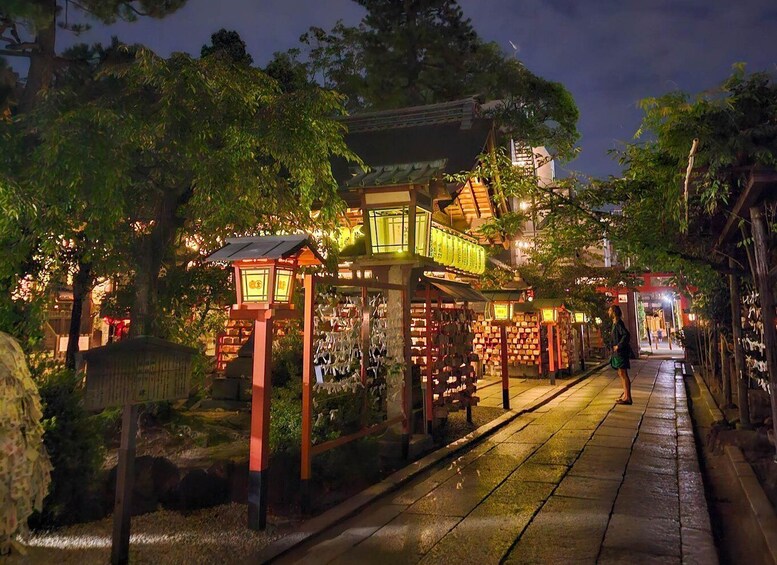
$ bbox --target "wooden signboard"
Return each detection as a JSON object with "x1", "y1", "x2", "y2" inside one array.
[
  {"x1": 81, "y1": 336, "x2": 196, "y2": 565},
  {"x1": 82, "y1": 337, "x2": 196, "y2": 410}
]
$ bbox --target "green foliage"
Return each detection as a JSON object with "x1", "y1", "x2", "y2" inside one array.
[
  {"x1": 29, "y1": 361, "x2": 105, "y2": 527},
  {"x1": 201, "y1": 29, "x2": 254, "y2": 66},
  {"x1": 25, "y1": 44, "x2": 358, "y2": 336},
  {"x1": 272, "y1": 325, "x2": 304, "y2": 388},
  {"x1": 295, "y1": 0, "x2": 578, "y2": 158},
  {"x1": 269, "y1": 380, "x2": 302, "y2": 455},
  {"x1": 263, "y1": 49, "x2": 312, "y2": 93}
]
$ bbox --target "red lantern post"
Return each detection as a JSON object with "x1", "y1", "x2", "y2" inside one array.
[{"x1": 205, "y1": 236, "x2": 323, "y2": 531}]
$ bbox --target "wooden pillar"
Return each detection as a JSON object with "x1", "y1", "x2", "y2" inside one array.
[
  {"x1": 248, "y1": 310, "x2": 273, "y2": 530},
  {"x1": 721, "y1": 332, "x2": 732, "y2": 408},
  {"x1": 111, "y1": 403, "x2": 138, "y2": 565},
  {"x1": 499, "y1": 324, "x2": 510, "y2": 409},
  {"x1": 750, "y1": 206, "x2": 777, "y2": 458},
  {"x1": 301, "y1": 275, "x2": 315, "y2": 511},
  {"x1": 547, "y1": 324, "x2": 556, "y2": 385},
  {"x1": 729, "y1": 260, "x2": 752, "y2": 428}
]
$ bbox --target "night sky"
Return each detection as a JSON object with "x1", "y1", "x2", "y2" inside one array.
[{"x1": 41, "y1": 0, "x2": 777, "y2": 177}]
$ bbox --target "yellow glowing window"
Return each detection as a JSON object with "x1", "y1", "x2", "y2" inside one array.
[
  {"x1": 275, "y1": 269, "x2": 294, "y2": 302},
  {"x1": 241, "y1": 268, "x2": 270, "y2": 302},
  {"x1": 415, "y1": 208, "x2": 431, "y2": 256},
  {"x1": 493, "y1": 303, "x2": 511, "y2": 321},
  {"x1": 369, "y1": 208, "x2": 408, "y2": 253},
  {"x1": 541, "y1": 308, "x2": 557, "y2": 323}
]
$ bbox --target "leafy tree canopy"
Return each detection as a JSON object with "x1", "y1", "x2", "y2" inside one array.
[
  {"x1": 0, "y1": 0, "x2": 187, "y2": 111},
  {"x1": 275, "y1": 0, "x2": 578, "y2": 159},
  {"x1": 201, "y1": 28, "x2": 253, "y2": 66},
  {"x1": 26, "y1": 44, "x2": 358, "y2": 336}
]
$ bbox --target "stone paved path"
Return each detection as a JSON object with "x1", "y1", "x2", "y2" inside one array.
[
  {"x1": 476, "y1": 373, "x2": 578, "y2": 410},
  {"x1": 274, "y1": 359, "x2": 717, "y2": 564}
]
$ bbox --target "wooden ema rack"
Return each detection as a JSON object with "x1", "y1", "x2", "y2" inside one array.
[
  {"x1": 473, "y1": 312, "x2": 544, "y2": 376},
  {"x1": 410, "y1": 304, "x2": 478, "y2": 419}
]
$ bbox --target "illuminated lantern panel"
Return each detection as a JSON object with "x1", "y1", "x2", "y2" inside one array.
[
  {"x1": 574, "y1": 312, "x2": 587, "y2": 323},
  {"x1": 493, "y1": 302, "x2": 511, "y2": 321},
  {"x1": 415, "y1": 208, "x2": 431, "y2": 256},
  {"x1": 428, "y1": 226, "x2": 486, "y2": 274},
  {"x1": 274, "y1": 268, "x2": 295, "y2": 302},
  {"x1": 541, "y1": 307, "x2": 557, "y2": 323},
  {"x1": 241, "y1": 267, "x2": 270, "y2": 302},
  {"x1": 239, "y1": 265, "x2": 297, "y2": 304},
  {"x1": 369, "y1": 207, "x2": 409, "y2": 253}
]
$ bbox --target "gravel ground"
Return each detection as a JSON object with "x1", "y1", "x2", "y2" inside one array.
[
  {"x1": 7, "y1": 504, "x2": 298, "y2": 565},
  {"x1": 3, "y1": 407, "x2": 507, "y2": 564}
]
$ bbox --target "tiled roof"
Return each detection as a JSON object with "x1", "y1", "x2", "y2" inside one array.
[
  {"x1": 345, "y1": 160, "x2": 447, "y2": 188},
  {"x1": 204, "y1": 235, "x2": 324, "y2": 264}
]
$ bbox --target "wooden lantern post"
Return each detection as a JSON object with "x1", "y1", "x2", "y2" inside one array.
[
  {"x1": 205, "y1": 235, "x2": 323, "y2": 530},
  {"x1": 541, "y1": 307, "x2": 558, "y2": 385},
  {"x1": 575, "y1": 312, "x2": 588, "y2": 371},
  {"x1": 486, "y1": 301, "x2": 513, "y2": 410}
]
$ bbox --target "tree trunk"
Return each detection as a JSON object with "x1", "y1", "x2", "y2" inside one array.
[
  {"x1": 129, "y1": 188, "x2": 192, "y2": 337},
  {"x1": 18, "y1": 0, "x2": 57, "y2": 114},
  {"x1": 65, "y1": 259, "x2": 92, "y2": 370},
  {"x1": 729, "y1": 260, "x2": 751, "y2": 428},
  {"x1": 750, "y1": 205, "x2": 777, "y2": 458}
]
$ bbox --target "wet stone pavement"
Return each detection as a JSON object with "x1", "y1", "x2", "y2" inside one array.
[{"x1": 274, "y1": 359, "x2": 717, "y2": 564}]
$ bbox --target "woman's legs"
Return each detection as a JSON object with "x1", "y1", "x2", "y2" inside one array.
[{"x1": 618, "y1": 368, "x2": 632, "y2": 402}]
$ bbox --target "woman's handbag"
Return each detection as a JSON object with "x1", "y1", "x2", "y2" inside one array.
[{"x1": 610, "y1": 355, "x2": 625, "y2": 369}]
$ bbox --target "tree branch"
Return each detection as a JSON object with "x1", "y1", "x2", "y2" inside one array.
[
  {"x1": 0, "y1": 48, "x2": 30, "y2": 58},
  {"x1": 120, "y1": 2, "x2": 149, "y2": 18}
]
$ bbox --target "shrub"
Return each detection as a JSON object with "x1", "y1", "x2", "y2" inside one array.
[
  {"x1": 269, "y1": 380, "x2": 302, "y2": 455},
  {"x1": 30, "y1": 362, "x2": 106, "y2": 527}
]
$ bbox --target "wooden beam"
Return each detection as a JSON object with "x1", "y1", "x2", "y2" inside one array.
[
  {"x1": 717, "y1": 169, "x2": 777, "y2": 248},
  {"x1": 467, "y1": 179, "x2": 482, "y2": 218}
]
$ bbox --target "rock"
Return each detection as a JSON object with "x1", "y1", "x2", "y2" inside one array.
[
  {"x1": 178, "y1": 469, "x2": 228, "y2": 511},
  {"x1": 228, "y1": 462, "x2": 249, "y2": 503},
  {"x1": 106, "y1": 455, "x2": 158, "y2": 516},
  {"x1": 152, "y1": 457, "x2": 180, "y2": 508},
  {"x1": 211, "y1": 378, "x2": 240, "y2": 400}
]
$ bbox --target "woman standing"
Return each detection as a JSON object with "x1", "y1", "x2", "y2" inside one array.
[{"x1": 609, "y1": 305, "x2": 632, "y2": 405}]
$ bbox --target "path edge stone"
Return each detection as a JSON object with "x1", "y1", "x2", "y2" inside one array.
[
  {"x1": 688, "y1": 362, "x2": 777, "y2": 564},
  {"x1": 256, "y1": 362, "x2": 608, "y2": 563},
  {"x1": 724, "y1": 445, "x2": 777, "y2": 564}
]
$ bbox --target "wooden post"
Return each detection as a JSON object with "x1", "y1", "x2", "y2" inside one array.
[
  {"x1": 721, "y1": 333, "x2": 731, "y2": 408},
  {"x1": 248, "y1": 310, "x2": 273, "y2": 530},
  {"x1": 111, "y1": 403, "x2": 138, "y2": 565},
  {"x1": 579, "y1": 325, "x2": 586, "y2": 372},
  {"x1": 300, "y1": 275, "x2": 315, "y2": 512},
  {"x1": 750, "y1": 205, "x2": 777, "y2": 459},
  {"x1": 729, "y1": 260, "x2": 752, "y2": 428},
  {"x1": 547, "y1": 324, "x2": 556, "y2": 385},
  {"x1": 499, "y1": 324, "x2": 510, "y2": 409}
]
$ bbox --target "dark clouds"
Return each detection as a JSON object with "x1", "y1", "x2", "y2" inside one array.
[{"x1": 50, "y1": 0, "x2": 777, "y2": 177}]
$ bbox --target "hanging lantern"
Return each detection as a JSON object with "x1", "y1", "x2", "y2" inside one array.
[
  {"x1": 493, "y1": 302, "x2": 512, "y2": 322},
  {"x1": 541, "y1": 307, "x2": 557, "y2": 323}
]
